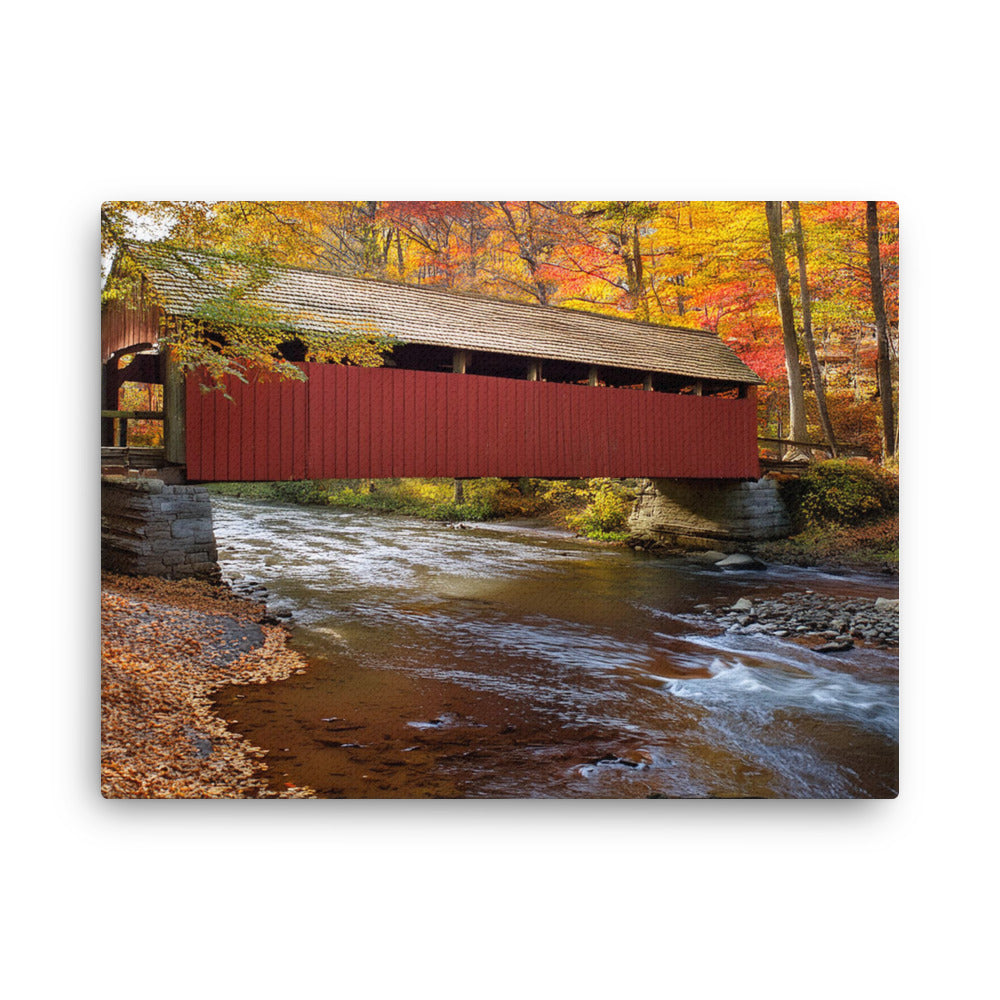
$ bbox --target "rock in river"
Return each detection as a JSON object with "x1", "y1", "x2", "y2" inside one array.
[
  {"x1": 716, "y1": 553, "x2": 767, "y2": 570},
  {"x1": 814, "y1": 639, "x2": 855, "y2": 654}
]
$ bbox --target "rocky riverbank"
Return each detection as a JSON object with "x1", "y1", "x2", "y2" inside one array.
[
  {"x1": 693, "y1": 589, "x2": 899, "y2": 650},
  {"x1": 101, "y1": 572, "x2": 316, "y2": 798}
]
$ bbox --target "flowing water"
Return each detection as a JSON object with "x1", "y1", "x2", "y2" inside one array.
[{"x1": 210, "y1": 495, "x2": 899, "y2": 798}]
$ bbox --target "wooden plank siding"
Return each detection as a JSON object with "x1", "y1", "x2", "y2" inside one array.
[
  {"x1": 101, "y1": 286, "x2": 164, "y2": 362},
  {"x1": 184, "y1": 363, "x2": 760, "y2": 482}
]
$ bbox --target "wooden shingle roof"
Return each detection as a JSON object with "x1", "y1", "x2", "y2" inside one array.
[{"x1": 125, "y1": 242, "x2": 762, "y2": 385}]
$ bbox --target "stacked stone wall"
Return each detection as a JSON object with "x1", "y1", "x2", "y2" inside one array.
[
  {"x1": 101, "y1": 477, "x2": 220, "y2": 580},
  {"x1": 629, "y1": 477, "x2": 791, "y2": 548}
]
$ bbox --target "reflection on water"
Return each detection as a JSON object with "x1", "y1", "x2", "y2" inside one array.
[{"x1": 210, "y1": 495, "x2": 899, "y2": 798}]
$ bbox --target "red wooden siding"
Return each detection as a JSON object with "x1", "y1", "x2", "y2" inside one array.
[
  {"x1": 185, "y1": 363, "x2": 759, "y2": 481},
  {"x1": 101, "y1": 287, "x2": 164, "y2": 362}
]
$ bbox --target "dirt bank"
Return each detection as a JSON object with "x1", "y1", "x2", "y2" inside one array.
[{"x1": 101, "y1": 573, "x2": 316, "y2": 798}]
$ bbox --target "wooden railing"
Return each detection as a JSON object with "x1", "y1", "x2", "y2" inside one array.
[
  {"x1": 100, "y1": 410, "x2": 164, "y2": 421},
  {"x1": 101, "y1": 408, "x2": 166, "y2": 468},
  {"x1": 758, "y1": 437, "x2": 869, "y2": 464},
  {"x1": 101, "y1": 409, "x2": 164, "y2": 449}
]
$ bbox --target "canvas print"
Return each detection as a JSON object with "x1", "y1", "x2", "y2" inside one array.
[{"x1": 100, "y1": 201, "x2": 899, "y2": 799}]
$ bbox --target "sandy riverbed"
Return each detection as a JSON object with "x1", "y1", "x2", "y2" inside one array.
[{"x1": 101, "y1": 573, "x2": 316, "y2": 798}]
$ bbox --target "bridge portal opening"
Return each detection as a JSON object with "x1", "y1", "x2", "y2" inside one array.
[{"x1": 101, "y1": 348, "x2": 164, "y2": 449}]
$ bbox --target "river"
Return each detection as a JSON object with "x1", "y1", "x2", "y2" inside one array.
[{"x1": 209, "y1": 495, "x2": 899, "y2": 799}]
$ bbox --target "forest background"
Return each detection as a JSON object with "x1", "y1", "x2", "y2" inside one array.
[{"x1": 102, "y1": 199, "x2": 899, "y2": 464}]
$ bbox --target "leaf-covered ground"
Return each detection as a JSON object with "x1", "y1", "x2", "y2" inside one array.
[{"x1": 101, "y1": 573, "x2": 316, "y2": 798}]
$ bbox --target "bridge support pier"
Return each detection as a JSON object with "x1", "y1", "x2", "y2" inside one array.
[
  {"x1": 628, "y1": 477, "x2": 791, "y2": 548},
  {"x1": 101, "y1": 477, "x2": 220, "y2": 581}
]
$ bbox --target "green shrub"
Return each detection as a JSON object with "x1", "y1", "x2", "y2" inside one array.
[
  {"x1": 780, "y1": 460, "x2": 898, "y2": 530},
  {"x1": 208, "y1": 479, "x2": 345, "y2": 505},
  {"x1": 463, "y1": 478, "x2": 531, "y2": 518},
  {"x1": 270, "y1": 480, "x2": 330, "y2": 505},
  {"x1": 205, "y1": 481, "x2": 284, "y2": 500},
  {"x1": 566, "y1": 479, "x2": 635, "y2": 540},
  {"x1": 536, "y1": 479, "x2": 591, "y2": 509}
]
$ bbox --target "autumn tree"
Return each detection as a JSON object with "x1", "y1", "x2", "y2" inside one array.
[
  {"x1": 866, "y1": 201, "x2": 896, "y2": 458},
  {"x1": 764, "y1": 202, "x2": 808, "y2": 444},
  {"x1": 380, "y1": 201, "x2": 494, "y2": 287},
  {"x1": 568, "y1": 202, "x2": 658, "y2": 319},
  {"x1": 173, "y1": 201, "x2": 401, "y2": 277},
  {"x1": 482, "y1": 201, "x2": 566, "y2": 305},
  {"x1": 101, "y1": 203, "x2": 394, "y2": 389},
  {"x1": 790, "y1": 202, "x2": 837, "y2": 455}
]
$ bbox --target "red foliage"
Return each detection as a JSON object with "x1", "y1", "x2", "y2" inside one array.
[{"x1": 736, "y1": 340, "x2": 787, "y2": 383}]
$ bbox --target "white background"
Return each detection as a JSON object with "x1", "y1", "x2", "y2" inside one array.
[{"x1": 3, "y1": 3, "x2": 993, "y2": 997}]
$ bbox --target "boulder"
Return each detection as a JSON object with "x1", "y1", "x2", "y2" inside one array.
[
  {"x1": 731, "y1": 598, "x2": 754, "y2": 611},
  {"x1": 814, "y1": 639, "x2": 855, "y2": 654},
  {"x1": 715, "y1": 553, "x2": 767, "y2": 570}
]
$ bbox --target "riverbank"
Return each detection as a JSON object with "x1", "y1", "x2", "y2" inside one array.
[
  {"x1": 635, "y1": 515, "x2": 899, "y2": 577},
  {"x1": 750, "y1": 515, "x2": 899, "y2": 575},
  {"x1": 101, "y1": 572, "x2": 316, "y2": 798}
]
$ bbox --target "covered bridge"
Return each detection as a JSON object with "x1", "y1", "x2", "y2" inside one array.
[{"x1": 102, "y1": 243, "x2": 763, "y2": 482}]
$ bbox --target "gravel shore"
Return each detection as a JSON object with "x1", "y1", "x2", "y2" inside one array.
[{"x1": 101, "y1": 573, "x2": 316, "y2": 798}]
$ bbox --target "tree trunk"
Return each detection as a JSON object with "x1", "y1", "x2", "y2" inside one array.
[
  {"x1": 632, "y1": 225, "x2": 649, "y2": 320},
  {"x1": 790, "y1": 202, "x2": 838, "y2": 456},
  {"x1": 764, "y1": 201, "x2": 808, "y2": 444},
  {"x1": 866, "y1": 201, "x2": 896, "y2": 459}
]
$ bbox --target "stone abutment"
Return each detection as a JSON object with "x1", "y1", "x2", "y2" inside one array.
[
  {"x1": 101, "y1": 476, "x2": 220, "y2": 580},
  {"x1": 629, "y1": 477, "x2": 791, "y2": 548}
]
